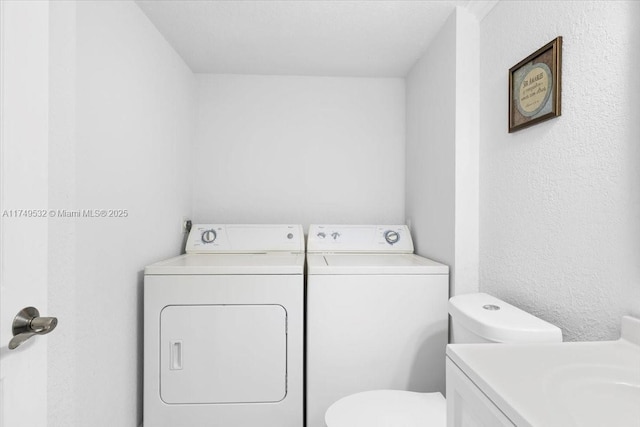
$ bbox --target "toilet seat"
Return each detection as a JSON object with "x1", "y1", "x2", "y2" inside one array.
[{"x1": 325, "y1": 390, "x2": 446, "y2": 427}]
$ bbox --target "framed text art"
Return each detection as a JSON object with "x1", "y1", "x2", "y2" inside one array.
[{"x1": 509, "y1": 37, "x2": 562, "y2": 133}]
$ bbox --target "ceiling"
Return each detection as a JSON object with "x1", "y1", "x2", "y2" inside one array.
[{"x1": 136, "y1": 0, "x2": 497, "y2": 78}]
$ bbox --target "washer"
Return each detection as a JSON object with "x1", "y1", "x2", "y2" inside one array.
[
  {"x1": 144, "y1": 224, "x2": 304, "y2": 427},
  {"x1": 305, "y1": 225, "x2": 449, "y2": 427}
]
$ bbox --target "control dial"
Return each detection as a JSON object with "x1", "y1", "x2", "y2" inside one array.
[
  {"x1": 201, "y1": 229, "x2": 217, "y2": 244},
  {"x1": 384, "y1": 230, "x2": 400, "y2": 245}
]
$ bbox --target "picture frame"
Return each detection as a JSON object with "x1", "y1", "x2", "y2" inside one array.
[{"x1": 509, "y1": 37, "x2": 562, "y2": 133}]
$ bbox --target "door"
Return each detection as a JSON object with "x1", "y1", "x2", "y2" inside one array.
[
  {"x1": 0, "y1": 1, "x2": 51, "y2": 426},
  {"x1": 160, "y1": 304, "x2": 287, "y2": 404}
]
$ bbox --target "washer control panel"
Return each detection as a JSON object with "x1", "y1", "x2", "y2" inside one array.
[
  {"x1": 186, "y1": 224, "x2": 304, "y2": 253},
  {"x1": 307, "y1": 225, "x2": 413, "y2": 253}
]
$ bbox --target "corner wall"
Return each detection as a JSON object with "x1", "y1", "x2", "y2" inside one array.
[
  {"x1": 479, "y1": 0, "x2": 640, "y2": 341},
  {"x1": 405, "y1": 8, "x2": 479, "y2": 297}
]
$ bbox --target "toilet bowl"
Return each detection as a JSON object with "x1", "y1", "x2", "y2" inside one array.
[
  {"x1": 324, "y1": 293, "x2": 562, "y2": 427},
  {"x1": 325, "y1": 390, "x2": 445, "y2": 427}
]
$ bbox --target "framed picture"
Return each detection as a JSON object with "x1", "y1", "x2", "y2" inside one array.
[{"x1": 509, "y1": 37, "x2": 562, "y2": 133}]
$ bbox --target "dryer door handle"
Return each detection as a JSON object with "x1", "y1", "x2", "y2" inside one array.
[{"x1": 170, "y1": 340, "x2": 183, "y2": 370}]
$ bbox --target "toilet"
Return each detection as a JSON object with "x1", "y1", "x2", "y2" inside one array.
[{"x1": 324, "y1": 293, "x2": 562, "y2": 427}]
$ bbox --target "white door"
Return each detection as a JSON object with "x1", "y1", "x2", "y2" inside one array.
[
  {"x1": 0, "y1": 1, "x2": 52, "y2": 426},
  {"x1": 160, "y1": 304, "x2": 287, "y2": 404}
]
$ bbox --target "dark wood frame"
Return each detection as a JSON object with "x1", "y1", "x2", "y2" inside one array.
[{"x1": 509, "y1": 37, "x2": 562, "y2": 133}]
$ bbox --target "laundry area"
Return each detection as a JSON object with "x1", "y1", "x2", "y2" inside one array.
[{"x1": 1, "y1": 1, "x2": 639, "y2": 427}]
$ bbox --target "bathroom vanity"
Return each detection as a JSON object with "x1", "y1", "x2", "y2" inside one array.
[{"x1": 446, "y1": 316, "x2": 640, "y2": 427}]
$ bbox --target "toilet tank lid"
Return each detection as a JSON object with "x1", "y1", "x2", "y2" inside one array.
[{"x1": 449, "y1": 293, "x2": 562, "y2": 343}]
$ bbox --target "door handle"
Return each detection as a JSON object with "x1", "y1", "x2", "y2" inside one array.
[{"x1": 8, "y1": 306, "x2": 58, "y2": 350}]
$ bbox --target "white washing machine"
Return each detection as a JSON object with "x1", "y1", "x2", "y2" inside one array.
[
  {"x1": 144, "y1": 224, "x2": 304, "y2": 427},
  {"x1": 305, "y1": 225, "x2": 449, "y2": 427}
]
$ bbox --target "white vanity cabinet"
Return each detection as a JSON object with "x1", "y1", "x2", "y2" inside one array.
[
  {"x1": 446, "y1": 357, "x2": 515, "y2": 427},
  {"x1": 446, "y1": 318, "x2": 640, "y2": 427}
]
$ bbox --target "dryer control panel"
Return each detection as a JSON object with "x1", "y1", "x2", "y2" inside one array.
[
  {"x1": 186, "y1": 224, "x2": 305, "y2": 253},
  {"x1": 307, "y1": 225, "x2": 414, "y2": 253}
]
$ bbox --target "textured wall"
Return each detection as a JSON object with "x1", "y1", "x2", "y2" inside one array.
[
  {"x1": 480, "y1": 1, "x2": 640, "y2": 341},
  {"x1": 192, "y1": 74, "x2": 405, "y2": 228}
]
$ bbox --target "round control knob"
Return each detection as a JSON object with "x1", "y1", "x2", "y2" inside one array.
[
  {"x1": 384, "y1": 230, "x2": 400, "y2": 245},
  {"x1": 201, "y1": 229, "x2": 217, "y2": 244}
]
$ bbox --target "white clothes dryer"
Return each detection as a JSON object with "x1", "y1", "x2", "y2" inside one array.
[
  {"x1": 305, "y1": 225, "x2": 449, "y2": 427},
  {"x1": 144, "y1": 224, "x2": 304, "y2": 427}
]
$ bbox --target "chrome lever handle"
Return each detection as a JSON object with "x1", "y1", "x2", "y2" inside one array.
[
  {"x1": 29, "y1": 316, "x2": 58, "y2": 333},
  {"x1": 8, "y1": 331, "x2": 39, "y2": 350},
  {"x1": 8, "y1": 307, "x2": 58, "y2": 350}
]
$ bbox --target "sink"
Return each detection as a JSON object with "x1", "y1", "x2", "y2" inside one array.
[
  {"x1": 546, "y1": 364, "x2": 640, "y2": 426},
  {"x1": 446, "y1": 316, "x2": 640, "y2": 427}
]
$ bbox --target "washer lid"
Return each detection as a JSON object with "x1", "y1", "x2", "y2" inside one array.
[
  {"x1": 307, "y1": 253, "x2": 448, "y2": 275},
  {"x1": 145, "y1": 253, "x2": 305, "y2": 275}
]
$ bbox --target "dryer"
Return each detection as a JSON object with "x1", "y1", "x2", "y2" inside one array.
[
  {"x1": 305, "y1": 225, "x2": 449, "y2": 427},
  {"x1": 144, "y1": 224, "x2": 304, "y2": 427}
]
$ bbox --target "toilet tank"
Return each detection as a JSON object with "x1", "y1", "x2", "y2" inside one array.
[{"x1": 449, "y1": 293, "x2": 562, "y2": 344}]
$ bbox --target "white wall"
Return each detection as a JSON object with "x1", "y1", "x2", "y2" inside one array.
[
  {"x1": 479, "y1": 0, "x2": 640, "y2": 341},
  {"x1": 193, "y1": 74, "x2": 405, "y2": 227},
  {"x1": 405, "y1": 8, "x2": 479, "y2": 296},
  {"x1": 453, "y1": 8, "x2": 480, "y2": 298},
  {"x1": 48, "y1": 2, "x2": 195, "y2": 426}
]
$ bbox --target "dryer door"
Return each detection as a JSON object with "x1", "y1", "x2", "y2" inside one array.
[{"x1": 159, "y1": 304, "x2": 287, "y2": 404}]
